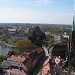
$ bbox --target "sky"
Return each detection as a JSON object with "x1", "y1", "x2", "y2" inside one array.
[{"x1": 0, "y1": 0, "x2": 74, "y2": 24}]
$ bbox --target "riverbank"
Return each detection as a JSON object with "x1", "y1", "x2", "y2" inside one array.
[
  {"x1": 0, "y1": 45, "x2": 13, "y2": 55},
  {"x1": 0, "y1": 40, "x2": 15, "y2": 48}
]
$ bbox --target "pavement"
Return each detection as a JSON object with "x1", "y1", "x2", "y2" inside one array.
[{"x1": 40, "y1": 47, "x2": 53, "y2": 75}]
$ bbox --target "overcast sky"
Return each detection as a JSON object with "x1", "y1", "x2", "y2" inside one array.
[{"x1": 0, "y1": 0, "x2": 74, "y2": 24}]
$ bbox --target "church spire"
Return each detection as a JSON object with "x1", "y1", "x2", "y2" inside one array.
[{"x1": 72, "y1": 16, "x2": 75, "y2": 31}]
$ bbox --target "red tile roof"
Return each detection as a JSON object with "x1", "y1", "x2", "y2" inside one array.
[
  {"x1": 42, "y1": 63, "x2": 51, "y2": 75},
  {"x1": 8, "y1": 55, "x2": 26, "y2": 62},
  {"x1": 36, "y1": 48, "x2": 43, "y2": 54},
  {"x1": 7, "y1": 68, "x2": 27, "y2": 75}
]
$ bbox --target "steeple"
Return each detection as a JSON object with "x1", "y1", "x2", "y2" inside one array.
[{"x1": 72, "y1": 15, "x2": 75, "y2": 31}]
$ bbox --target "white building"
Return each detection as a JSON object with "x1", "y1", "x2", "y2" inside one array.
[{"x1": 54, "y1": 35, "x2": 61, "y2": 42}]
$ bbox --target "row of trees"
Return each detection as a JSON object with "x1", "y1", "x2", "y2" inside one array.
[
  {"x1": 0, "y1": 55, "x2": 7, "y2": 62},
  {"x1": 49, "y1": 28, "x2": 63, "y2": 35},
  {"x1": 0, "y1": 34, "x2": 9, "y2": 43},
  {"x1": 0, "y1": 34, "x2": 16, "y2": 46},
  {"x1": 8, "y1": 40, "x2": 37, "y2": 55}
]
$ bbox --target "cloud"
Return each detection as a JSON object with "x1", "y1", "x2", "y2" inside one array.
[
  {"x1": 0, "y1": 0, "x2": 73, "y2": 24},
  {"x1": 0, "y1": 9, "x2": 73, "y2": 24},
  {"x1": 0, "y1": 0, "x2": 51, "y2": 8}
]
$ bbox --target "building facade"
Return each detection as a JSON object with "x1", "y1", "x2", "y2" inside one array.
[{"x1": 2, "y1": 48, "x2": 45, "y2": 75}]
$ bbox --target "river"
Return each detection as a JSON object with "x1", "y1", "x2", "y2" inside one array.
[{"x1": 0, "y1": 45, "x2": 12, "y2": 55}]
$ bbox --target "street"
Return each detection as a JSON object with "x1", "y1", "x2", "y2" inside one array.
[{"x1": 30, "y1": 46, "x2": 53, "y2": 75}]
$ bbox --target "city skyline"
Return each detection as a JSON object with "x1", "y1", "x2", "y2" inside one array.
[{"x1": 0, "y1": 0, "x2": 74, "y2": 24}]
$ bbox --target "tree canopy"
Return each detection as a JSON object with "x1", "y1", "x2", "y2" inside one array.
[
  {"x1": 28, "y1": 26, "x2": 46, "y2": 47},
  {"x1": 0, "y1": 34, "x2": 9, "y2": 43},
  {"x1": 0, "y1": 67, "x2": 3, "y2": 73},
  {"x1": 0, "y1": 55, "x2": 7, "y2": 62},
  {"x1": 16, "y1": 40, "x2": 32, "y2": 53}
]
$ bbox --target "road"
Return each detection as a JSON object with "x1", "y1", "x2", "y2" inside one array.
[
  {"x1": 30, "y1": 46, "x2": 53, "y2": 75},
  {"x1": 30, "y1": 54, "x2": 48, "y2": 75}
]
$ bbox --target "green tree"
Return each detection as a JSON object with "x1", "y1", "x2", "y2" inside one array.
[
  {"x1": 16, "y1": 40, "x2": 32, "y2": 53},
  {"x1": 8, "y1": 51, "x2": 17, "y2": 56},
  {"x1": 0, "y1": 67, "x2": 3, "y2": 73},
  {"x1": 49, "y1": 28, "x2": 63, "y2": 35},
  {"x1": 48, "y1": 38, "x2": 54, "y2": 45},
  {"x1": 0, "y1": 55, "x2": 7, "y2": 62},
  {"x1": 0, "y1": 34, "x2": 8, "y2": 43},
  {"x1": 70, "y1": 56, "x2": 75, "y2": 71},
  {"x1": 35, "y1": 37, "x2": 42, "y2": 47}
]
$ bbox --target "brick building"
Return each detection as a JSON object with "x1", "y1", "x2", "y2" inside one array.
[{"x1": 2, "y1": 48, "x2": 45, "y2": 75}]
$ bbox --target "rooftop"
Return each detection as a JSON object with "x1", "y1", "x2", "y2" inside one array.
[
  {"x1": 36, "y1": 48, "x2": 44, "y2": 54},
  {"x1": 7, "y1": 55, "x2": 26, "y2": 62},
  {"x1": 42, "y1": 62, "x2": 51, "y2": 75},
  {"x1": 8, "y1": 28, "x2": 16, "y2": 32},
  {"x1": 7, "y1": 68, "x2": 27, "y2": 75}
]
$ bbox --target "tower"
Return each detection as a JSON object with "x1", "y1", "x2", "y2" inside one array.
[
  {"x1": 70, "y1": 15, "x2": 75, "y2": 58},
  {"x1": 72, "y1": 16, "x2": 75, "y2": 53},
  {"x1": 72, "y1": 16, "x2": 75, "y2": 31}
]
